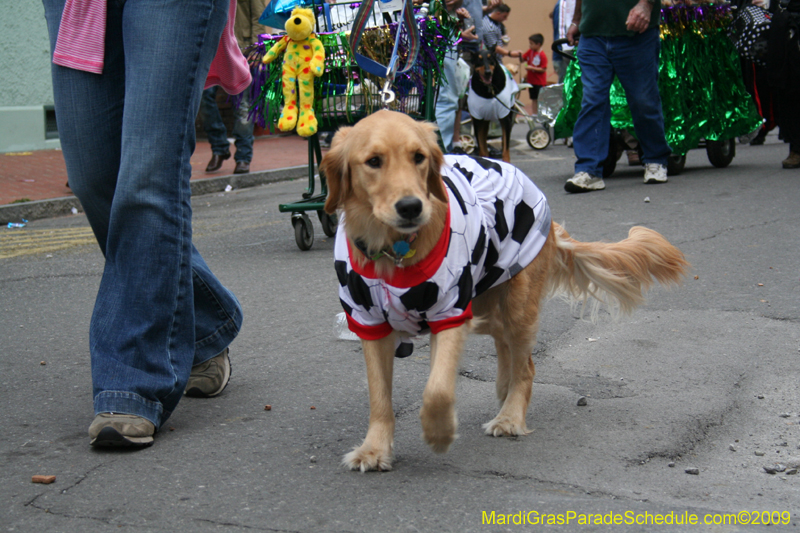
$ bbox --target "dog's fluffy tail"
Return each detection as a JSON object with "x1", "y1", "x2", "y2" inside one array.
[{"x1": 549, "y1": 223, "x2": 689, "y2": 319}]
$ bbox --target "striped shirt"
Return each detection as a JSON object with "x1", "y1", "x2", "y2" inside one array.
[
  {"x1": 481, "y1": 15, "x2": 504, "y2": 52},
  {"x1": 52, "y1": 0, "x2": 106, "y2": 74}
]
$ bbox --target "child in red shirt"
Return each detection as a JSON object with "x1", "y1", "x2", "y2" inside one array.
[{"x1": 521, "y1": 34, "x2": 548, "y2": 116}]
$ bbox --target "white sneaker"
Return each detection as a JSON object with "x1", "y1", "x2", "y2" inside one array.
[
  {"x1": 644, "y1": 163, "x2": 668, "y2": 184},
  {"x1": 565, "y1": 172, "x2": 606, "y2": 193}
]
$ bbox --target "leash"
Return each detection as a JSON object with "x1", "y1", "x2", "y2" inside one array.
[
  {"x1": 348, "y1": 0, "x2": 420, "y2": 106},
  {"x1": 492, "y1": 93, "x2": 518, "y2": 114}
]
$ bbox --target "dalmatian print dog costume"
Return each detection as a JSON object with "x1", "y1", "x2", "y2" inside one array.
[{"x1": 334, "y1": 155, "x2": 551, "y2": 357}]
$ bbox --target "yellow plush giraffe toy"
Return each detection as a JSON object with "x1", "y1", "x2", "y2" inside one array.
[{"x1": 262, "y1": 7, "x2": 325, "y2": 137}]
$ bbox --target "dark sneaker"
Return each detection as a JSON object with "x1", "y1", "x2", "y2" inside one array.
[
  {"x1": 449, "y1": 146, "x2": 467, "y2": 155},
  {"x1": 488, "y1": 146, "x2": 503, "y2": 159},
  {"x1": 89, "y1": 413, "x2": 155, "y2": 448},
  {"x1": 184, "y1": 348, "x2": 231, "y2": 398}
]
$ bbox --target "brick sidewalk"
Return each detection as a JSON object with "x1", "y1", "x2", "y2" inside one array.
[{"x1": 0, "y1": 133, "x2": 312, "y2": 206}]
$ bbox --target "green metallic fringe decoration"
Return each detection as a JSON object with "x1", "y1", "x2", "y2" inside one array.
[{"x1": 554, "y1": 5, "x2": 762, "y2": 155}]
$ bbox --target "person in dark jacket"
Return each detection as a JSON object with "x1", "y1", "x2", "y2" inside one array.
[
  {"x1": 201, "y1": 0, "x2": 268, "y2": 174},
  {"x1": 767, "y1": 0, "x2": 800, "y2": 168}
]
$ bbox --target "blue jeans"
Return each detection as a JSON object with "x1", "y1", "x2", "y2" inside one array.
[
  {"x1": 435, "y1": 51, "x2": 460, "y2": 152},
  {"x1": 200, "y1": 86, "x2": 255, "y2": 162},
  {"x1": 44, "y1": 0, "x2": 243, "y2": 429},
  {"x1": 573, "y1": 28, "x2": 671, "y2": 177}
]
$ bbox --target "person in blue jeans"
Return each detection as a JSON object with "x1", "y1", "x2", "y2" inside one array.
[
  {"x1": 201, "y1": 1, "x2": 266, "y2": 174},
  {"x1": 201, "y1": 86, "x2": 254, "y2": 174},
  {"x1": 434, "y1": 0, "x2": 480, "y2": 154},
  {"x1": 564, "y1": 0, "x2": 671, "y2": 193},
  {"x1": 44, "y1": 0, "x2": 244, "y2": 448}
]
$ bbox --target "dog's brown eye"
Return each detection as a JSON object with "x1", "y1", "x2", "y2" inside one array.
[
  {"x1": 366, "y1": 157, "x2": 381, "y2": 169},
  {"x1": 414, "y1": 153, "x2": 425, "y2": 164}
]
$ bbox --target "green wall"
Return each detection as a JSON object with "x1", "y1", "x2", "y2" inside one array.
[{"x1": 0, "y1": 2, "x2": 58, "y2": 152}]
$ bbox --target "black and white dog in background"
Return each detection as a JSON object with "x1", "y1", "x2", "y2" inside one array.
[{"x1": 465, "y1": 46, "x2": 518, "y2": 163}]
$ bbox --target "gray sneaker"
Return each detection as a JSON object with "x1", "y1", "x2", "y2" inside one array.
[
  {"x1": 184, "y1": 348, "x2": 231, "y2": 398},
  {"x1": 89, "y1": 413, "x2": 155, "y2": 448},
  {"x1": 644, "y1": 163, "x2": 668, "y2": 184},
  {"x1": 565, "y1": 172, "x2": 605, "y2": 193}
]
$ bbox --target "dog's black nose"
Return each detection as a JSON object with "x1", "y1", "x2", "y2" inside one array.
[
  {"x1": 395, "y1": 196, "x2": 423, "y2": 221},
  {"x1": 294, "y1": 17, "x2": 301, "y2": 25}
]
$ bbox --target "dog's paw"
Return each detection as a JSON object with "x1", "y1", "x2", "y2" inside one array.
[
  {"x1": 420, "y1": 405, "x2": 458, "y2": 454},
  {"x1": 423, "y1": 428, "x2": 459, "y2": 454},
  {"x1": 342, "y1": 445, "x2": 394, "y2": 472},
  {"x1": 482, "y1": 416, "x2": 532, "y2": 437}
]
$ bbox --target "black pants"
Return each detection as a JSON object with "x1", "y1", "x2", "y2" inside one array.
[
  {"x1": 776, "y1": 91, "x2": 800, "y2": 152},
  {"x1": 767, "y1": 7, "x2": 800, "y2": 152}
]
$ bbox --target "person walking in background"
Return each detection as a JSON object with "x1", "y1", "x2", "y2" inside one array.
[
  {"x1": 550, "y1": 5, "x2": 561, "y2": 81},
  {"x1": 481, "y1": 3, "x2": 523, "y2": 61},
  {"x1": 435, "y1": 0, "x2": 479, "y2": 154},
  {"x1": 551, "y1": 0, "x2": 576, "y2": 147},
  {"x1": 766, "y1": 0, "x2": 800, "y2": 168},
  {"x1": 731, "y1": 0, "x2": 776, "y2": 147},
  {"x1": 521, "y1": 34, "x2": 548, "y2": 117},
  {"x1": 202, "y1": 0, "x2": 268, "y2": 174},
  {"x1": 45, "y1": 0, "x2": 247, "y2": 448},
  {"x1": 553, "y1": 0, "x2": 576, "y2": 83},
  {"x1": 564, "y1": 0, "x2": 671, "y2": 193}
]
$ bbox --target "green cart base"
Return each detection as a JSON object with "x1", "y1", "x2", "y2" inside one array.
[{"x1": 277, "y1": 134, "x2": 338, "y2": 251}]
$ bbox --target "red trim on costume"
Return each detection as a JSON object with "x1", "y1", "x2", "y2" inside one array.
[
  {"x1": 752, "y1": 63, "x2": 763, "y2": 117},
  {"x1": 345, "y1": 313, "x2": 394, "y2": 340},
  {"x1": 429, "y1": 303, "x2": 473, "y2": 334},
  {"x1": 348, "y1": 208, "x2": 451, "y2": 289}
]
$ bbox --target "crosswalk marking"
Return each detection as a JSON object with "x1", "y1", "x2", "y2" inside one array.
[{"x1": 0, "y1": 227, "x2": 96, "y2": 259}]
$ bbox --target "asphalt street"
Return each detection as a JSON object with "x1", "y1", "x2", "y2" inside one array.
[{"x1": 2, "y1": 130, "x2": 799, "y2": 532}]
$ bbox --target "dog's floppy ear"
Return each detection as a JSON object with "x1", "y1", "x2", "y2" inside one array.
[
  {"x1": 417, "y1": 121, "x2": 448, "y2": 203},
  {"x1": 321, "y1": 127, "x2": 352, "y2": 214}
]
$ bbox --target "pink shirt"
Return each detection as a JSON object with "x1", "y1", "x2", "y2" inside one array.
[{"x1": 53, "y1": 0, "x2": 251, "y2": 94}]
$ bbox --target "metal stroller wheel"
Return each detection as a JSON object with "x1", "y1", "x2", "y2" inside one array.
[
  {"x1": 527, "y1": 127, "x2": 551, "y2": 150},
  {"x1": 292, "y1": 213, "x2": 314, "y2": 251},
  {"x1": 460, "y1": 134, "x2": 476, "y2": 154}
]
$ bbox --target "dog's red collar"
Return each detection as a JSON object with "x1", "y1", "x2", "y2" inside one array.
[{"x1": 347, "y1": 208, "x2": 451, "y2": 288}]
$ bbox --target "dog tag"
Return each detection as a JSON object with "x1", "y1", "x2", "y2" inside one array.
[{"x1": 392, "y1": 240, "x2": 410, "y2": 256}]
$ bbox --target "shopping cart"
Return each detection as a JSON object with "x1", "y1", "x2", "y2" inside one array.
[{"x1": 251, "y1": 0, "x2": 456, "y2": 250}]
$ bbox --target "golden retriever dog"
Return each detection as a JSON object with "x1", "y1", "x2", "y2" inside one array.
[{"x1": 321, "y1": 110, "x2": 688, "y2": 472}]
